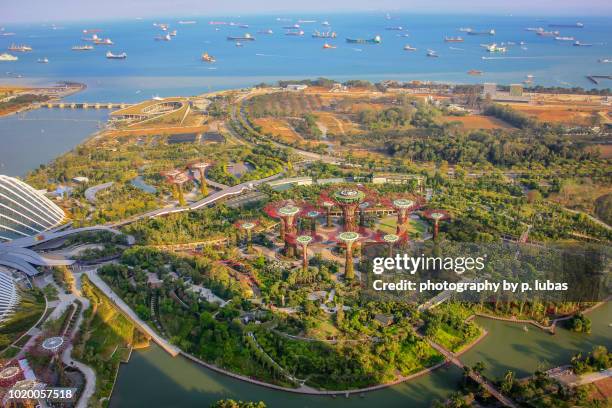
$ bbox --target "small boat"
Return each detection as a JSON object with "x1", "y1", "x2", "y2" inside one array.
[
  {"x1": 0, "y1": 53, "x2": 18, "y2": 61},
  {"x1": 37, "y1": 57, "x2": 49, "y2": 63},
  {"x1": 468, "y1": 69, "x2": 483, "y2": 75},
  {"x1": 178, "y1": 20, "x2": 196, "y2": 25},
  {"x1": 444, "y1": 36, "x2": 464, "y2": 42},
  {"x1": 82, "y1": 28, "x2": 102, "y2": 34},
  {"x1": 525, "y1": 27, "x2": 544, "y2": 32},
  {"x1": 385, "y1": 26, "x2": 403, "y2": 31},
  {"x1": 72, "y1": 45, "x2": 93, "y2": 51},
  {"x1": 106, "y1": 51, "x2": 127, "y2": 59},
  {"x1": 238, "y1": 24, "x2": 249, "y2": 29},
  {"x1": 8, "y1": 44, "x2": 32, "y2": 52},
  {"x1": 283, "y1": 24, "x2": 300, "y2": 29},
  {"x1": 258, "y1": 29, "x2": 274, "y2": 35},
  {"x1": 201, "y1": 52, "x2": 215, "y2": 62},
  {"x1": 403, "y1": 44, "x2": 417, "y2": 51},
  {"x1": 227, "y1": 33, "x2": 255, "y2": 41},
  {"x1": 209, "y1": 21, "x2": 227, "y2": 25},
  {"x1": 169, "y1": 30, "x2": 177, "y2": 36},
  {"x1": 555, "y1": 36, "x2": 575, "y2": 41},
  {"x1": 598, "y1": 58, "x2": 611, "y2": 63},
  {"x1": 285, "y1": 30, "x2": 305, "y2": 36},
  {"x1": 523, "y1": 325, "x2": 529, "y2": 332},
  {"x1": 523, "y1": 74, "x2": 535, "y2": 84},
  {"x1": 468, "y1": 29, "x2": 495, "y2": 36},
  {"x1": 235, "y1": 42, "x2": 243, "y2": 47},
  {"x1": 322, "y1": 21, "x2": 330, "y2": 26},
  {"x1": 323, "y1": 43, "x2": 336, "y2": 49},
  {"x1": 573, "y1": 41, "x2": 592, "y2": 47},
  {"x1": 426, "y1": 49, "x2": 439, "y2": 57},
  {"x1": 346, "y1": 35, "x2": 381, "y2": 44},
  {"x1": 459, "y1": 27, "x2": 473, "y2": 32}
]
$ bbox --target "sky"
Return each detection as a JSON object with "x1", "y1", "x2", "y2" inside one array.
[{"x1": 2, "y1": 0, "x2": 612, "y2": 23}]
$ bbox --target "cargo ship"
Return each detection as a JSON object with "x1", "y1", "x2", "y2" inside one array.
[
  {"x1": 286, "y1": 30, "x2": 305, "y2": 36},
  {"x1": 72, "y1": 45, "x2": 93, "y2": 51},
  {"x1": 169, "y1": 30, "x2": 177, "y2": 36},
  {"x1": 459, "y1": 27, "x2": 473, "y2": 32},
  {"x1": 385, "y1": 26, "x2": 404, "y2": 31},
  {"x1": 555, "y1": 36, "x2": 575, "y2": 41},
  {"x1": 549, "y1": 22, "x2": 584, "y2": 28},
  {"x1": 209, "y1": 21, "x2": 227, "y2": 25},
  {"x1": 106, "y1": 51, "x2": 127, "y2": 59},
  {"x1": 403, "y1": 44, "x2": 417, "y2": 51},
  {"x1": 322, "y1": 43, "x2": 336, "y2": 49},
  {"x1": 155, "y1": 33, "x2": 171, "y2": 41},
  {"x1": 525, "y1": 27, "x2": 544, "y2": 32},
  {"x1": 322, "y1": 21, "x2": 330, "y2": 26},
  {"x1": 346, "y1": 35, "x2": 381, "y2": 44},
  {"x1": 298, "y1": 20, "x2": 317, "y2": 23},
  {"x1": 178, "y1": 20, "x2": 196, "y2": 24},
  {"x1": 481, "y1": 43, "x2": 507, "y2": 52},
  {"x1": 8, "y1": 44, "x2": 32, "y2": 52},
  {"x1": 573, "y1": 41, "x2": 592, "y2": 47},
  {"x1": 468, "y1": 69, "x2": 483, "y2": 75},
  {"x1": 536, "y1": 30, "x2": 559, "y2": 37},
  {"x1": 227, "y1": 33, "x2": 255, "y2": 41},
  {"x1": 444, "y1": 36, "x2": 464, "y2": 42},
  {"x1": 0, "y1": 53, "x2": 18, "y2": 61},
  {"x1": 258, "y1": 29, "x2": 274, "y2": 34},
  {"x1": 201, "y1": 52, "x2": 215, "y2": 62},
  {"x1": 467, "y1": 29, "x2": 495, "y2": 36},
  {"x1": 94, "y1": 38, "x2": 114, "y2": 45},
  {"x1": 312, "y1": 30, "x2": 337, "y2": 38},
  {"x1": 283, "y1": 24, "x2": 300, "y2": 29}
]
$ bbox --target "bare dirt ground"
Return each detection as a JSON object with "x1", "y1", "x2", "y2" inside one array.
[{"x1": 439, "y1": 115, "x2": 514, "y2": 129}]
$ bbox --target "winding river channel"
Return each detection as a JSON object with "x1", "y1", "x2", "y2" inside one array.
[{"x1": 110, "y1": 303, "x2": 611, "y2": 408}]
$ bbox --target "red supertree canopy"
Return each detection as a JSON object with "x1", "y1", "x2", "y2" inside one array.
[{"x1": 0, "y1": 361, "x2": 24, "y2": 388}]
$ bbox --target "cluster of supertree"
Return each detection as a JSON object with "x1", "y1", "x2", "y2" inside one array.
[
  {"x1": 254, "y1": 186, "x2": 452, "y2": 280},
  {"x1": 161, "y1": 161, "x2": 211, "y2": 205}
]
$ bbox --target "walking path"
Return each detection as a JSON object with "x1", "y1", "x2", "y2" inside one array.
[{"x1": 82, "y1": 268, "x2": 180, "y2": 356}]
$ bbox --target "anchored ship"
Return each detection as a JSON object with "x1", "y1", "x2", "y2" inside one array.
[
  {"x1": 8, "y1": 44, "x2": 32, "y2": 52},
  {"x1": 346, "y1": 35, "x2": 381, "y2": 44},
  {"x1": 444, "y1": 36, "x2": 464, "y2": 42},
  {"x1": 37, "y1": 57, "x2": 49, "y2": 63},
  {"x1": 468, "y1": 69, "x2": 483, "y2": 75},
  {"x1": 555, "y1": 36, "x2": 575, "y2": 41},
  {"x1": 549, "y1": 22, "x2": 584, "y2": 28},
  {"x1": 72, "y1": 45, "x2": 94, "y2": 51},
  {"x1": 201, "y1": 53, "x2": 215, "y2": 62},
  {"x1": 426, "y1": 49, "x2": 439, "y2": 57},
  {"x1": 312, "y1": 30, "x2": 337, "y2": 38},
  {"x1": 536, "y1": 30, "x2": 559, "y2": 37},
  {"x1": 106, "y1": 51, "x2": 127, "y2": 59},
  {"x1": 258, "y1": 29, "x2": 274, "y2": 34},
  {"x1": 467, "y1": 29, "x2": 495, "y2": 36},
  {"x1": 573, "y1": 41, "x2": 593, "y2": 47},
  {"x1": 94, "y1": 38, "x2": 114, "y2": 45},
  {"x1": 322, "y1": 43, "x2": 336, "y2": 49},
  {"x1": 404, "y1": 44, "x2": 417, "y2": 51},
  {"x1": 155, "y1": 33, "x2": 172, "y2": 41},
  {"x1": 481, "y1": 43, "x2": 507, "y2": 52},
  {"x1": 227, "y1": 33, "x2": 255, "y2": 41},
  {"x1": 0, "y1": 53, "x2": 18, "y2": 61}
]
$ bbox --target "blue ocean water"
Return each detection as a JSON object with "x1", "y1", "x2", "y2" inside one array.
[{"x1": 0, "y1": 13, "x2": 611, "y2": 101}]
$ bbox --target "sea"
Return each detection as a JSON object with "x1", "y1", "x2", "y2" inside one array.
[{"x1": 0, "y1": 13, "x2": 611, "y2": 102}]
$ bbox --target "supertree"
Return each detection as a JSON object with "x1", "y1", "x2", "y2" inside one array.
[
  {"x1": 264, "y1": 201, "x2": 301, "y2": 257},
  {"x1": 235, "y1": 220, "x2": 257, "y2": 253},
  {"x1": 336, "y1": 231, "x2": 361, "y2": 280},
  {"x1": 188, "y1": 161, "x2": 210, "y2": 196},
  {"x1": 296, "y1": 235, "x2": 314, "y2": 271},
  {"x1": 305, "y1": 210, "x2": 320, "y2": 235},
  {"x1": 161, "y1": 169, "x2": 189, "y2": 206},
  {"x1": 320, "y1": 186, "x2": 377, "y2": 232},
  {"x1": 380, "y1": 193, "x2": 425, "y2": 236},
  {"x1": 423, "y1": 209, "x2": 450, "y2": 240},
  {"x1": 380, "y1": 233, "x2": 400, "y2": 257},
  {"x1": 321, "y1": 200, "x2": 335, "y2": 228}
]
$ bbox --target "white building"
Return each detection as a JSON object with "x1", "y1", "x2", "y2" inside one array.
[
  {"x1": 0, "y1": 268, "x2": 20, "y2": 324},
  {"x1": 0, "y1": 175, "x2": 65, "y2": 242}
]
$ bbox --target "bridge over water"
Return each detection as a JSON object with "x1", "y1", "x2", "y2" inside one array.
[{"x1": 37, "y1": 102, "x2": 133, "y2": 110}]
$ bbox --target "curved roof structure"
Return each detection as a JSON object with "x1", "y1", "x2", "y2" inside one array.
[
  {"x1": 0, "y1": 175, "x2": 65, "y2": 242},
  {"x1": 0, "y1": 268, "x2": 20, "y2": 324}
]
